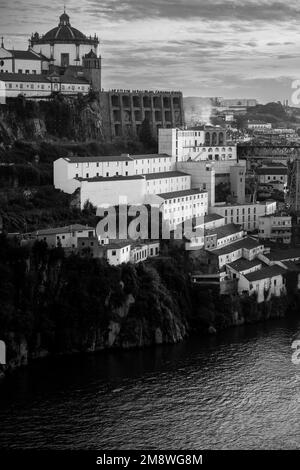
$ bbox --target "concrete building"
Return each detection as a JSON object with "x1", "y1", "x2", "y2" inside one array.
[
  {"x1": 211, "y1": 200, "x2": 277, "y2": 232},
  {"x1": 176, "y1": 161, "x2": 215, "y2": 206},
  {"x1": 100, "y1": 90, "x2": 184, "y2": 140},
  {"x1": 258, "y1": 214, "x2": 292, "y2": 244}
]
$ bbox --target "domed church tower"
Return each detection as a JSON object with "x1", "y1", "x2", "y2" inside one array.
[{"x1": 30, "y1": 9, "x2": 100, "y2": 69}]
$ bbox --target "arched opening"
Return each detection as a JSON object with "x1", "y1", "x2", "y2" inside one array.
[
  {"x1": 205, "y1": 132, "x2": 210, "y2": 145},
  {"x1": 212, "y1": 132, "x2": 217, "y2": 145},
  {"x1": 219, "y1": 132, "x2": 224, "y2": 145}
]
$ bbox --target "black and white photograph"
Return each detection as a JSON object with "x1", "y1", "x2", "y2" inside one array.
[{"x1": 0, "y1": 0, "x2": 300, "y2": 464}]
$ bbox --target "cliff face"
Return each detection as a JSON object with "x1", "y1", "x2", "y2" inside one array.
[
  {"x1": 0, "y1": 94, "x2": 105, "y2": 145},
  {"x1": 0, "y1": 240, "x2": 292, "y2": 378}
]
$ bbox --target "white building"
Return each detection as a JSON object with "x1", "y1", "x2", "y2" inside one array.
[
  {"x1": 149, "y1": 188, "x2": 208, "y2": 230},
  {"x1": 210, "y1": 237, "x2": 265, "y2": 269},
  {"x1": 32, "y1": 224, "x2": 95, "y2": 248},
  {"x1": 258, "y1": 214, "x2": 292, "y2": 244},
  {"x1": 247, "y1": 121, "x2": 272, "y2": 130},
  {"x1": 105, "y1": 240, "x2": 160, "y2": 266},
  {"x1": 144, "y1": 171, "x2": 191, "y2": 196},
  {"x1": 30, "y1": 11, "x2": 99, "y2": 69},
  {"x1": 238, "y1": 266, "x2": 286, "y2": 303},
  {"x1": 158, "y1": 127, "x2": 236, "y2": 164},
  {"x1": 204, "y1": 223, "x2": 244, "y2": 250},
  {"x1": 211, "y1": 200, "x2": 277, "y2": 232},
  {"x1": 106, "y1": 241, "x2": 132, "y2": 266},
  {"x1": 0, "y1": 46, "x2": 49, "y2": 74},
  {"x1": 0, "y1": 73, "x2": 90, "y2": 99}
]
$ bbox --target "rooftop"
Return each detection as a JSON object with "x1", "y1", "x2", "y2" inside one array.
[
  {"x1": 145, "y1": 171, "x2": 190, "y2": 180},
  {"x1": 34, "y1": 224, "x2": 95, "y2": 236},
  {"x1": 227, "y1": 258, "x2": 263, "y2": 273},
  {"x1": 8, "y1": 50, "x2": 49, "y2": 61},
  {"x1": 210, "y1": 236, "x2": 263, "y2": 256},
  {"x1": 133, "y1": 153, "x2": 171, "y2": 160},
  {"x1": 205, "y1": 223, "x2": 243, "y2": 240},
  {"x1": 64, "y1": 155, "x2": 133, "y2": 163},
  {"x1": 204, "y1": 213, "x2": 225, "y2": 223},
  {"x1": 256, "y1": 168, "x2": 287, "y2": 175},
  {"x1": 76, "y1": 175, "x2": 145, "y2": 182},
  {"x1": 243, "y1": 265, "x2": 286, "y2": 282},
  {"x1": 0, "y1": 72, "x2": 89, "y2": 84},
  {"x1": 159, "y1": 188, "x2": 206, "y2": 200},
  {"x1": 264, "y1": 248, "x2": 300, "y2": 262}
]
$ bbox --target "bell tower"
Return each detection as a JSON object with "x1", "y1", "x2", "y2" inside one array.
[{"x1": 82, "y1": 49, "x2": 102, "y2": 91}]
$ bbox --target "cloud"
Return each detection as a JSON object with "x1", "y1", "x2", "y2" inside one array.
[{"x1": 84, "y1": 0, "x2": 300, "y2": 23}]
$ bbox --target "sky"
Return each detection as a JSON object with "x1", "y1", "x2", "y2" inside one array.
[{"x1": 1, "y1": 0, "x2": 300, "y2": 103}]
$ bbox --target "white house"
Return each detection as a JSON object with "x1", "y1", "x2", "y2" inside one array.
[
  {"x1": 238, "y1": 265, "x2": 286, "y2": 303},
  {"x1": 210, "y1": 237, "x2": 265, "y2": 268},
  {"x1": 32, "y1": 224, "x2": 95, "y2": 248},
  {"x1": 105, "y1": 241, "x2": 132, "y2": 266},
  {"x1": 247, "y1": 121, "x2": 272, "y2": 130}
]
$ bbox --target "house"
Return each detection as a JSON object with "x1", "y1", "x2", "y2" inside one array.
[
  {"x1": 130, "y1": 241, "x2": 160, "y2": 263},
  {"x1": 105, "y1": 240, "x2": 160, "y2": 266},
  {"x1": 238, "y1": 265, "x2": 286, "y2": 303},
  {"x1": 210, "y1": 236, "x2": 265, "y2": 268},
  {"x1": 204, "y1": 223, "x2": 244, "y2": 250},
  {"x1": 32, "y1": 224, "x2": 95, "y2": 248},
  {"x1": 105, "y1": 241, "x2": 132, "y2": 266}
]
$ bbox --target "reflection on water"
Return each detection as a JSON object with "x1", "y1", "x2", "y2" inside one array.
[{"x1": 0, "y1": 318, "x2": 300, "y2": 449}]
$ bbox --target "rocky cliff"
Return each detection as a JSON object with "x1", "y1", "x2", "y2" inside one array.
[
  {"x1": 0, "y1": 238, "x2": 292, "y2": 379},
  {"x1": 0, "y1": 94, "x2": 105, "y2": 145}
]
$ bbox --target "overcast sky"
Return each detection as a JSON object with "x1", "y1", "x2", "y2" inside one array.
[{"x1": 1, "y1": 0, "x2": 300, "y2": 102}]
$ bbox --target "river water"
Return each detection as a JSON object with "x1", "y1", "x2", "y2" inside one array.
[{"x1": 0, "y1": 317, "x2": 300, "y2": 450}]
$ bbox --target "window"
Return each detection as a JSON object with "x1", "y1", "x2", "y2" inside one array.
[
  {"x1": 25, "y1": 70, "x2": 29, "y2": 74},
  {"x1": 18, "y1": 69, "x2": 22, "y2": 74},
  {"x1": 112, "y1": 250, "x2": 116, "y2": 256}
]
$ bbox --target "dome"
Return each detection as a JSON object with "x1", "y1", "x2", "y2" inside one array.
[{"x1": 31, "y1": 11, "x2": 99, "y2": 45}]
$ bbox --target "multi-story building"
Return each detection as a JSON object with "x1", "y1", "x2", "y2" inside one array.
[
  {"x1": 159, "y1": 126, "x2": 236, "y2": 163},
  {"x1": 152, "y1": 188, "x2": 208, "y2": 230},
  {"x1": 100, "y1": 90, "x2": 184, "y2": 140},
  {"x1": 258, "y1": 214, "x2": 292, "y2": 244},
  {"x1": 211, "y1": 200, "x2": 277, "y2": 231},
  {"x1": 256, "y1": 166, "x2": 288, "y2": 192}
]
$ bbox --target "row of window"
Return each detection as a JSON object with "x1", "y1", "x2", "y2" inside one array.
[
  {"x1": 5, "y1": 83, "x2": 89, "y2": 91},
  {"x1": 165, "y1": 194, "x2": 206, "y2": 204}
]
